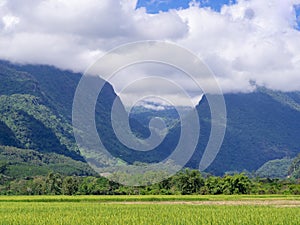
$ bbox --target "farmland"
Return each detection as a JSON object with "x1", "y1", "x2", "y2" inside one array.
[{"x1": 0, "y1": 195, "x2": 299, "y2": 225}]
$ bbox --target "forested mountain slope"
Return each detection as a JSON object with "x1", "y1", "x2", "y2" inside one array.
[{"x1": 1, "y1": 60, "x2": 300, "y2": 177}]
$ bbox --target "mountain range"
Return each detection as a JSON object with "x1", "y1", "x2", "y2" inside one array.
[{"x1": 0, "y1": 60, "x2": 300, "y2": 178}]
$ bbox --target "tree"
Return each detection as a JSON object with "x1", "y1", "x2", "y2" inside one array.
[
  {"x1": 222, "y1": 173, "x2": 251, "y2": 194},
  {"x1": 205, "y1": 176, "x2": 223, "y2": 194},
  {"x1": 173, "y1": 169, "x2": 204, "y2": 194},
  {"x1": 32, "y1": 176, "x2": 45, "y2": 195},
  {"x1": 62, "y1": 176, "x2": 78, "y2": 195},
  {"x1": 78, "y1": 177, "x2": 97, "y2": 195},
  {"x1": 45, "y1": 172, "x2": 63, "y2": 195}
]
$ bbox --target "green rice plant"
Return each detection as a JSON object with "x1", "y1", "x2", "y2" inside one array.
[{"x1": 0, "y1": 196, "x2": 299, "y2": 225}]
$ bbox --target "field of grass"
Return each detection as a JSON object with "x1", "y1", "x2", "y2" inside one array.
[{"x1": 0, "y1": 195, "x2": 299, "y2": 225}]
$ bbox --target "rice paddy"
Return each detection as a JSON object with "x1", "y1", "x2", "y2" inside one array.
[{"x1": 0, "y1": 195, "x2": 299, "y2": 225}]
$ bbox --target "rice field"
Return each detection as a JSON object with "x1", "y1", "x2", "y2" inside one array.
[{"x1": 0, "y1": 195, "x2": 299, "y2": 225}]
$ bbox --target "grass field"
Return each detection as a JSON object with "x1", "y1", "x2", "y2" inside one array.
[{"x1": 0, "y1": 195, "x2": 299, "y2": 225}]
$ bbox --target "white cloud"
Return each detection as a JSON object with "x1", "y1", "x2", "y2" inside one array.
[
  {"x1": 0, "y1": 0, "x2": 300, "y2": 105},
  {"x1": 177, "y1": 0, "x2": 300, "y2": 93},
  {"x1": 2, "y1": 15, "x2": 19, "y2": 31}
]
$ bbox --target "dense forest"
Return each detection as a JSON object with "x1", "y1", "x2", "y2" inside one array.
[
  {"x1": 1, "y1": 145, "x2": 300, "y2": 195},
  {"x1": 0, "y1": 145, "x2": 299, "y2": 196},
  {"x1": 1, "y1": 168, "x2": 299, "y2": 196}
]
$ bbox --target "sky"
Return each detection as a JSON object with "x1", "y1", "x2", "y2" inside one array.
[
  {"x1": 1, "y1": 0, "x2": 300, "y2": 106},
  {"x1": 136, "y1": 0, "x2": 238, "y2": 13}
]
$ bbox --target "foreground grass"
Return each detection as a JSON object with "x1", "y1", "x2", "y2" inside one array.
[
  {"x1": 0, "y1": 196, "x2": 299, "y2": 225},
  {"x1": 0, "y1": 194, "x2": 300, "y2": 202}
]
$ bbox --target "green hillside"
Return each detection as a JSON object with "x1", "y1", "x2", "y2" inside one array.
[
  {"x1": 0, "y1": 60, "x2": 151, "y2": 177},
  {"x1": 0, "y1": 146, "x2": 96, "y2": 178},
  {"x1": 289, "y1": 153, "x2": 300, "y2": 179},
  {"x1": 255, "y1": 158, "x2": 293, "y2": 179},
  {"x1": 0, "y1": 60, "x2": 126, "y2": 176},
  {"x1": 1, "y1": 60, "x2": 300, "y2": 177},
  {"x1": 0, "y1": 61, "x2": 84, "y2": 161}
]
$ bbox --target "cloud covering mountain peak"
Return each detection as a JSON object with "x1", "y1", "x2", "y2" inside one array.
[{"x1": 1, "y1": 0, "x2": 300, "y2": 104}]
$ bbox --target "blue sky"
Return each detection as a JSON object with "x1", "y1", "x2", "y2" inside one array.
[
  {"x1": 136, "y1": 0, "x2": 237, "y2": 13},
  {"x1": 295, "y1": 4, "x2": 300, "y2": 29},
  {"x1": 137, "y1": 0, "x2": 300, "y2": 29}
]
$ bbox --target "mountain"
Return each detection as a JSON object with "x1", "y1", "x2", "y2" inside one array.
[
  {"x1": 0, "y1": 61, "x2": 83, "y2": 160},
  {"x1": 0, "y1": 60, "x2": 160, "y2": 178},
  {"x1": 131, "y1": 88, "x2": 300, "y2": 175},
  {"x1": 0, "y1": 60, "x2": 132, "y2": 177},
  {"x1": 1, "y1": 59, "x2": 300, "y2": 177},
  {"x1": 187, "y1": 89, "x2": 300, "y2": 174}
]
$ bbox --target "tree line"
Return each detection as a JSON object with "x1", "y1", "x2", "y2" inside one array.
[{"x1": 0, "y1": 169, "x2": 299, "y2": 195}]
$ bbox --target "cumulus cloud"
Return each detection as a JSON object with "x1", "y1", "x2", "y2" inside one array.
[
  {"x1": 0, "y1": 0, "x2": 300, "y2": 105},
  {"x1": 0, "y1": 0, "x2": 188, "y2": 70},
  {"x1": 178, "y1": 0, "x2": 300, "y2": 93}
]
